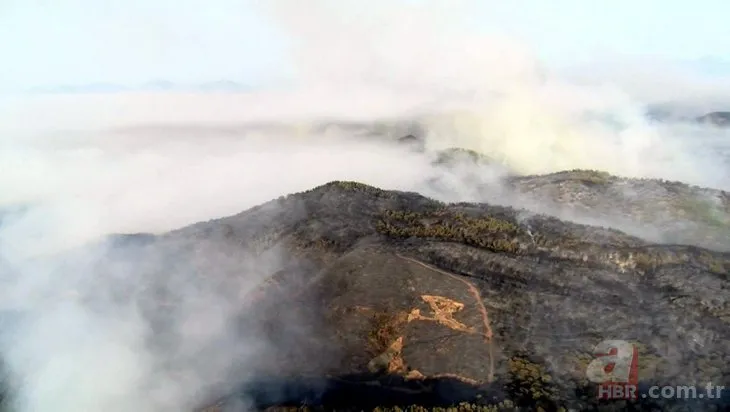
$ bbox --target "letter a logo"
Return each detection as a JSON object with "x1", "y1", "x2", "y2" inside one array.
[{"x1": 585, "y1": 340, "x2": 638, "y2": 384}]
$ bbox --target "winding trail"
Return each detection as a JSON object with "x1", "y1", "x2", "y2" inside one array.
[{"x1": 396, "y1": 254, "x2": 495, "y2": 383}]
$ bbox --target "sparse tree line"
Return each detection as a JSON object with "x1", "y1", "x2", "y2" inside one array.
[{"x1": 376, "y1": 210, "x2": 526, "y2": 255}]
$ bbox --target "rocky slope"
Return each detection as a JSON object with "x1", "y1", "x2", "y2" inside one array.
[
  {"x1": 427, "y1": 147, "x2": 730, "y2": 252},
  {"x1": 506, "y1": 169, "x2": 730, "y2": 252},
  {"x1": 5, "y1": 181, "x2": 725, "y2": 411},
  {"x1": 200, "y1": 182, "x2": 728, "y2": 411}
]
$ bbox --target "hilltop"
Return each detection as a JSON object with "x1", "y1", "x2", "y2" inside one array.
[
  {"x1": 426, "y1": 146, "x2": 730, "y2": 252},
  {"x1": 5, "y1": 180, "x2": 723, "y2": 411}
]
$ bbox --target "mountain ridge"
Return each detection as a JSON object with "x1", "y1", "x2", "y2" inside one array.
[
  {"x1": 1, "y1": 171, "x2": 729, "y2": 411},
  {"x1": 80, "y1": 180, "x2": 730, "y2": 410}
]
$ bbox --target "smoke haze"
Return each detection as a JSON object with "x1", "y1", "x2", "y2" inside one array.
[{"x1": 1, "y1": 1, "x2": 729, "y2": 410}]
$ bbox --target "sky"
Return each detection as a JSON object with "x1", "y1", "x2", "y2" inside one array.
[{"x1": 1, "y1": 0, "x2": 730, "y2": 92}]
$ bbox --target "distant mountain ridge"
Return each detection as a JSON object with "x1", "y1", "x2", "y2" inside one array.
[
  {"x1": 696, "y1": 111, "x2": 730, "y2": 127},
  {"x1": 646, "y1": 105, "x2": 730, "y2": 127},
  {"x1": 23, "y1": 80, "x2": 254, "y2": 94}
]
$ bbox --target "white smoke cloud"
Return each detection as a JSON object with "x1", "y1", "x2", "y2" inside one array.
[
  {"x1": 1, "y1": 1, "x2": 729, "y2": 411},
  {"x1": 256, "y1": 0, "x2": 729, "y2": 185}
]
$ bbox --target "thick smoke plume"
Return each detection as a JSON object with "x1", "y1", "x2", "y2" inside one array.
[{"x1": 1, "y1": 1, "x2": 729, "y2": 411}]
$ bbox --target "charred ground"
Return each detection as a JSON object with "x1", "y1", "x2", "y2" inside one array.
[
  {"x1": 1, "y1": 175, "x2": 729, "y2": 411},
  {"x1": 188, "y1": 180, "x2": 729, "y2": 410}
]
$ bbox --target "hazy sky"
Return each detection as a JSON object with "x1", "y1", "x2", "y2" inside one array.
[{"x1": 1, "y1": 0, "x2": 729, "y2": 91}]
